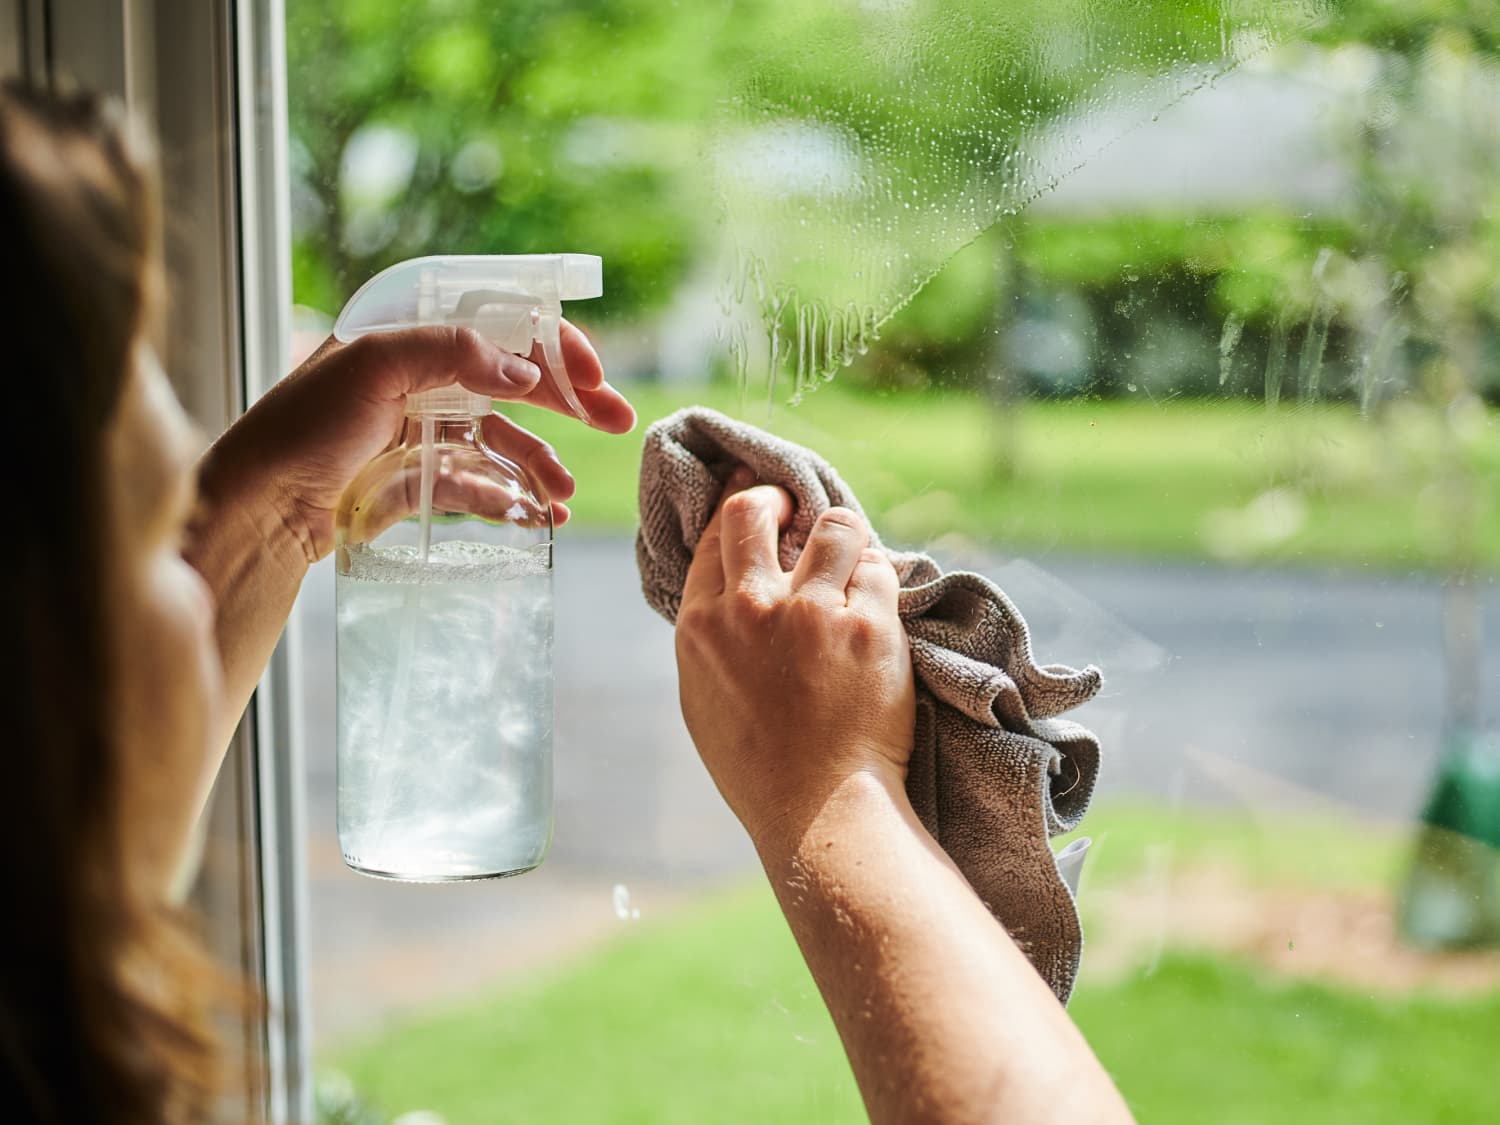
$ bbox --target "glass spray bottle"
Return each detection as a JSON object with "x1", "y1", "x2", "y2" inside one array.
[{"x1": 331, "y1": 254, "x2": 601, "y2": 881}]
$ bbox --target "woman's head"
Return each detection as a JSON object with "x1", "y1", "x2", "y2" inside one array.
[{"x1": 0, "y1": 82, "x2": 225, "y2": 1122}]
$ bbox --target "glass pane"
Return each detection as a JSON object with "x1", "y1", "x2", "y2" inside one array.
[{"x1": 286, "y1": 2, "x2": 1500, "y2": 1121}]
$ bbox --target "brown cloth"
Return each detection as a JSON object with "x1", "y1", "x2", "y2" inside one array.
[{"x1": 636, "y1": 407, "x2": 1103, "y2": 1003}]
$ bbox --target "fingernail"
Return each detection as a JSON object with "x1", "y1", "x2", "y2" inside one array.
[{"x1": 506, "y1": 357, "x2": 542, "y2": 386}]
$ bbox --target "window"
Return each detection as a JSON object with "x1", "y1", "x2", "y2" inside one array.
[
  {"x1": 23, "y1": 1, "x2": 1496, "y2": 1121},
  {"x1": 283, "y1": 3, "x2": 1500, "y2": 1121}
]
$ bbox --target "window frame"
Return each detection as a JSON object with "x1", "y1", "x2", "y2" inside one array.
[{"x1": 6, "y1": 2, "x2": 312, "y2": 1120}]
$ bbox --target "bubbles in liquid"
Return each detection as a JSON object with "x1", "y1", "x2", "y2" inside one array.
[
  {"x1": 711, "y1": 0, "x2": 1335, "y2": 402},
  {"x1": 342, "y1": 539, "x2": 551, "y2": 585},
  {"x1": 337, "y1": 541, "x2": 554, "y2": 880}
]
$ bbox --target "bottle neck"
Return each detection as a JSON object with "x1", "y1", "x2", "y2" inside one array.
[{"x1": 400, "y1": 413, "x2": 482, "y2": 445}]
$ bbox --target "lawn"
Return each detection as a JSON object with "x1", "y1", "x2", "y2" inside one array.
[
  {"x1": 321, "y1": 803, "x2": 1500, "y2": 1124},
  {"x1": 505, "y1": 382, "x2": 1500, "y2": 571}
]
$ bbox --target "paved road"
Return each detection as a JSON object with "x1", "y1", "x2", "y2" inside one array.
[{"x1": 294, "y1": 536, "x2": 1500, "y2": 1041}]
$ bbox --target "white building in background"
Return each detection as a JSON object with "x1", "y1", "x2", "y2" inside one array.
[{"x1": 1034, "y1": 55, "x2": 1362, "y2": 218}]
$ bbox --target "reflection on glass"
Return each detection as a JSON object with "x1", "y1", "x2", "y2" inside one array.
[{"x1": 288, "y1": 2, "x2": 1499, "y2": 1121}]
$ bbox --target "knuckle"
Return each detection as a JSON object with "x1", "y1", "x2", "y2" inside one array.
[
  {"x1": 786, "y1": 593, "x2": 834, "y2": 632},
  {"x1": 448, "y1": 324, "x2": 489, "y2": 358},
  {"x1": 815, "y1": 507, "x2": 867, "y2": 538},
  {"x1": 846, "y1": 614, "x2": 888, "y2": 653},
  {"x1": 341, "y1": 332, "x2": 384, "y2": 369},
  {"x1": 727, "y1": 588, "x2": 771, "y2": 623},
  {"x1": 675, "y1": 607, "x2": 720, "y2": 658},
  {"x1": 449, "y1": 326, "x2": 501, "y2": 378},
  {"x1": 720, "y1": 490, "x2": 764, "y2": 523},
  {"x1": 675, "y1": 602, "x2": 708, "y2": 635}
]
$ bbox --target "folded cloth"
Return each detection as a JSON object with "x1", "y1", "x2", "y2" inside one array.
[{"x1": 637, "y1": 407, "x2": 1103, "y2": 1003}]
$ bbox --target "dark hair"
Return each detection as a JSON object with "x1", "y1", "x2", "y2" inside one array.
[{"x1": 0, "y1": 81, "x2": 225, "y2": 1124}]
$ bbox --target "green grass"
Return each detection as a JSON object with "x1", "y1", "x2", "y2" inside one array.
[
  {"x1": 324, "y1": 804, "x2": 1499, "y2": 1124},
  {"x1": 1076, "y1": 955, "x2": 1500, "y2": 1125},
  {"x1": 329, "y1": 882, "x2": 864, "y2": 1125},
  {"x1": 506, "y1": 382, "x2": 1500, "y2": 569},
  {"x1": 1053, "y1": 803, "x2": 1404, "y2": 894}
]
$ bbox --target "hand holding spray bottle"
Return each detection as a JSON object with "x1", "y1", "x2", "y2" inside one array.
[{"x1": 332, "y1": 254, "x2": 601, "y2": 881}]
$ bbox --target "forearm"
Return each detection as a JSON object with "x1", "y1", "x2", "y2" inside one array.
[
  {"x1": 753, "y1": 770, "x2": 1132, "y2": 1125},
  {"x1": 185, "y1": 437, "x2": 309, "y2": 763}
]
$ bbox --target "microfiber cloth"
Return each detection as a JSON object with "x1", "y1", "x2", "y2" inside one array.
[{"x1": 636, "y1": 407, "x2": 1103, "y2": 1003}]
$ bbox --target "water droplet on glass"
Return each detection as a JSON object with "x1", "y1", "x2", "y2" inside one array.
[
  {"x1": 710, "y1": 3, "x2": 1303, "y2": 400},
  {"x1": 612, "y1": 883, "x2": 641, "y2": 921}
]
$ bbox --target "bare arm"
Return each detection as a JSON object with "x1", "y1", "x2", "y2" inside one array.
[
  {"x1": 757, "y1": 772, "x2": 1130, "y2": 1123},
  {"x1": 183, "y1": 446, "x2": 307, "y2": 760},
  {"x1": 674, "y1": 477, "x2": 1132, "y2": 1125}
]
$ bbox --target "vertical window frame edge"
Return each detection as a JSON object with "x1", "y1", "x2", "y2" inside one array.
[{"x1": 230, "y1": 0, "x2": 312, "y2": 1121}]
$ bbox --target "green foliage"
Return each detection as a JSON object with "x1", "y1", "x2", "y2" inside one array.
[
  {"x1": 288, "y1": 1, "x2": 1497, "y2": 409},
  {"x1": 1011, "y1": 215, "x2": 1363, "y2": 321},
  {"x1": 1318, "y1": 0, "x2": 1500, "y2": 55},
  {"x1": 287, "y1": 0, "x2": 709, "y2": 316},
  {"x1": 288, "y1": 0, "x2": 1266, "y2": 320}
]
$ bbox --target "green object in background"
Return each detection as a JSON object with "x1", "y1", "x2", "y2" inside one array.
[{"x1": 1399, "y1": 729, "x2": 1500, "y2": 950}]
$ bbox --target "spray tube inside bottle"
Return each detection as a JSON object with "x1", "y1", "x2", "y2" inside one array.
[{"x1": 330, "y1": 254, "x2": 599, "y2": 881}]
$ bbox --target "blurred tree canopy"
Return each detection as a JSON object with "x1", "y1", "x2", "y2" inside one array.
[
  {"x1": 288, "y1": 0, "x2": 1240, "y2": 316},
  {"x1": 288, "y1": 0, "x2": 1497, "y2": 405}
]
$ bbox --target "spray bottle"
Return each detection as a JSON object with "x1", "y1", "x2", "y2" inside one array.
[{"x1": 331, "y1": 254, "x2": 602, "y2": 881}]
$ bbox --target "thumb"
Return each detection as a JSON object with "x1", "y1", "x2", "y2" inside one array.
[{"x1": 336, "y1": 327, "x2": 542, "y2": 403}]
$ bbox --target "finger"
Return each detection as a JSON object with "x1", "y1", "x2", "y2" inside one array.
[
  {"x1": 716, "y1": 463, "x2": 758, "y2": 501},
  {"x1": 480, "y1": 412, "x2": 576, "y2": 501},
  {"x1": 845, "y1": 547, "x2": 900, "y2": 620},
  {"x1": 680, "y1": 466, "x2": 757, "y2": 604},
  {"x1": 346, "y1": 462, "x2": 552, "y2": 541},
  {"x1": 790, "y1": 508, "x2": 869, "y2": 604},
  {"x1": 683, "y1": 514, "x2": 726, "y2": 603},
  {"x1": 340, "y1": 327, "x2": 543, "y2": 403},
  {"x1": 520, "y1": 322, "x2": 638, "y2": 434},
  {"x1": 719, "y1": 484, "x2": 793, "y2": 592},
  {"x1": 429, "y1": 473, "x2": 551, "y2": 527},
  {"x1": 576, "y1": 380, "x2": 638, "y2": 434},
  {"x1": 427, "y1": 467, "x2": 553, "y2": 527},
  {"x1": 518, "y1": 375, "x2": 637, "y2": 434},
  {"x1": 527, "y1": 320, "x2": 603, "y2": 391}
]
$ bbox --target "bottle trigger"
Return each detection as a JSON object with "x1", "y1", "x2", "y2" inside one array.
[{"x1": 537, "y1": 307, "x2": 590, "y2": 425}]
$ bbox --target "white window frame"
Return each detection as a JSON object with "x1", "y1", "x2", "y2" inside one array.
[{"x1": 5, "y1": 3, "x2": 311, "y2": 1121}]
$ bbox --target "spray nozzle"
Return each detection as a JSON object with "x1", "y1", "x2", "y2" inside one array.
[{"x1": 333, "y1": 254, "x2": 604, "y2": 422}]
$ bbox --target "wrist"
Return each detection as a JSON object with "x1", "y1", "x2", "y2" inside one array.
[
  {"x1": 748, "y1": 763, "x2": 912, "y2": 870},
  {"x1": 186, "y1": 435, "x2": 310, "y2": 600}
]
